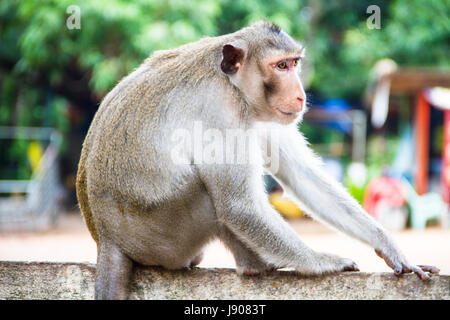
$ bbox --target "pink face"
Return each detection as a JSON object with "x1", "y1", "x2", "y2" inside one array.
[
  {"x1": 220, "y1": 44, "x2": 306, "y2": 125},
  {"x1": 264, "y1": 56, "x2": 306, "y2": 124}
]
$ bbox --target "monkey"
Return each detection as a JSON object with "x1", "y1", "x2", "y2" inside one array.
[{"x1": 76, "y1": 21, "x2": 439, "y2": 300}]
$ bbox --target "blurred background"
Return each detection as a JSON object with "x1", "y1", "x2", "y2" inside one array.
[{"x1": 0, "y1": 0, "x2": 449, "y2": 274}]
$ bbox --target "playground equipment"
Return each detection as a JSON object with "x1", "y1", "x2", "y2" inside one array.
[
  {"x1": 363, "y1": 176, "x2": 411, "y2": 230},
  {"x1": 365, "y1": 62, "x2": 450, "y2": 229},
  {"x1": 0, "y1": 126, "x2": 63, "y2": 231},
  {"x1": 400, "y1": 178, "x2": 445, "y2": 230},
  {"x1": 303, "y1": 99, "x2": 367, "y2": 163}
]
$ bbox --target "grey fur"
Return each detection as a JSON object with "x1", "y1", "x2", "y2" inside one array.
[{"x1": 76, "y1": 21, "x2": 437, "y2": 299}]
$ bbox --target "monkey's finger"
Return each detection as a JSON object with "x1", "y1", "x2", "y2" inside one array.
[
  {"x1": 394, "y1": 266, "x2": 403, "y2": 275},
  {"x1": 410, "y1": 266, "x2": 431, "y2": 281},
  {"x1": 401, "y1": 265, "x2": 412, "y2": 274},
  {"x1": 417, "y1": 265, "x2": 440, "y2": 274}
]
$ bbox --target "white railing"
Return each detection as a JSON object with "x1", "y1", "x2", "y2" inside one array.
[{"x1": 0, "y1": 126, "x2": 63, "y2": 231}]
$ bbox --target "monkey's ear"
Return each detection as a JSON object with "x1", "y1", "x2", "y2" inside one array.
[{"x1": 221, "y1": 44, "x2": 245, "y2": 75}]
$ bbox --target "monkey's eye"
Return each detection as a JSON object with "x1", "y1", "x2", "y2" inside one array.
[
  {"x1": 277, "y1": 61, "x2": 287, "y2": 70},
  {"x1": 293, "y1": 59, "x2": 300, "y2": 67}
]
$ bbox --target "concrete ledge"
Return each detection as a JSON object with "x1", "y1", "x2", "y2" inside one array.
[{"x1": 0, "y1": 261, "x2": 448, "y2": 300}]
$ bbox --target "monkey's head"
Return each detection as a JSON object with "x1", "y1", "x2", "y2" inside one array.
[{"x1": 220, "y1": 21, "x2": 307, "y2": 125}]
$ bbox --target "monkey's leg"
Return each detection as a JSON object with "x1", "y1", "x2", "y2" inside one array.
[
  {"x1": 220, "y1": 227, "x2": 277, "y2": 275},
  {"x1": 95, "y1": 241, "x2": 134, "y2": 300},
  {"x1": 198, "y1": 164, "x2": 357, "y2": 275}
]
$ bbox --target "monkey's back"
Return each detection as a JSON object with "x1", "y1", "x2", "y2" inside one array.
[
  {"x1": 76, "y1": 52, "x2": 223, "y2": 266},
  {"x1": 78, "y1": 34, "x2": 232, "y2": 213}
]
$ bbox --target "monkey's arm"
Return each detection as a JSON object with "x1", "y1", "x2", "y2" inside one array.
[
  {"x1": 197, "y1": 163, "x2": 358, "y2": 275},
  {"x1": 262, "y1": 126, "x2": 439, "y2": 280}
]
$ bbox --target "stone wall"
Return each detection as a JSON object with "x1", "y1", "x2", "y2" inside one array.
[{"x1": 0, "y1": 261, "x2": 448, "y2": 299}]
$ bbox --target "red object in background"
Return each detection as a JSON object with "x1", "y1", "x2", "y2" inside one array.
[
  {"x1": 363, "y1": 177, "x2": 407, "y2": 218},
  {"x1": 441, "y1": 110, "x2": 450, "y2": 204},
  {"x1": 414, "y1": 91, "x2": 430, "y2": 195}
]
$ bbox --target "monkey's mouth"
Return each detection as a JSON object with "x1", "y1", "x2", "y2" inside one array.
[{"x1": 275, "y1": 108, "x2": 300, "y2": 118}]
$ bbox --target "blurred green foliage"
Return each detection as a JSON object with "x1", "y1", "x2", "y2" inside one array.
[
  {"x1": 0, "y1": 0, "x2": 449, "y2": 180},
  {"x1": 2, "y1": 0, "x2": 448, "y2": 103}
]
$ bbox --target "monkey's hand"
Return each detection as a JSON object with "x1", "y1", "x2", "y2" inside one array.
[{"x1": 375, "y1": 248, "x2": 440, "y2": 280}]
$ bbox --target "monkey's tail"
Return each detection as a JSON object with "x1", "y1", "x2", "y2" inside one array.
[{"x1": 76, "y1": 141, "x2": 99, "y2": 243}]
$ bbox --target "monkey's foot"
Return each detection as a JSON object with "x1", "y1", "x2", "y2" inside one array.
[
  {"x1": 236, "y1": 263, "x2": 278, "y2": 276},
  {"x1": 317, "y1": 253, "x2": 360, "y2": 274}
]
